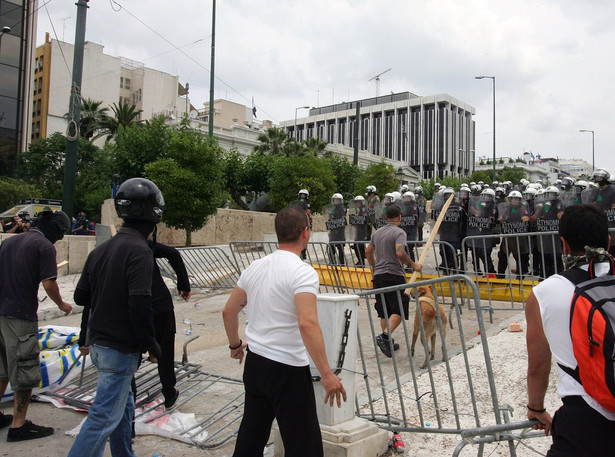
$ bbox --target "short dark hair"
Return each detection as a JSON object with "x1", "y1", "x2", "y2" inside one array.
[
  {"x1": 559, "y1": 204, "x2": 609, "y2": 253},
  {"x1": 275, "y1": 206, "x2": 309, "y2": 244},
  {"x1": 385, "y1": 204, "x2": 401, "y2": 219}
]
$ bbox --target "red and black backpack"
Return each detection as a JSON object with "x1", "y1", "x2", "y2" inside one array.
[{"x1": 559, "y1": 258, "x2": 615, "y2": 412}]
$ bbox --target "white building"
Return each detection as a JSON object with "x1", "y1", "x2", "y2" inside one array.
[
  {"x1": 32, "y1": 33, "x2": 190, "y2": 143},
  {"x1": 280, "y1": 92, "x2": 476, "y2": 180}
]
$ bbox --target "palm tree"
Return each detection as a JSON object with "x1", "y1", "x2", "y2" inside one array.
[
  {"x1": 303, "y1": 137, "x2": 328, "y2": 156},
  {"x1": 254, "y1": 126, "x2": 289, "y2": 155},
  {"x1": 64, "y1": 98, "x2": 109, "y2": 140},
  {"x1": 98, "y1": 102, "x2": 144, "y2": 141}
]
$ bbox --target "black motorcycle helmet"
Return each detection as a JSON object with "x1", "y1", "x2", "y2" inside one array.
[{"x1": 114, "y1": 178, "x2": 164, "y2": 223}]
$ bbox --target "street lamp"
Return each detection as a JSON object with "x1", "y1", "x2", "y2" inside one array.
[
  {"x1": 475, "y1": 75, "x2": 496, "y2": 182},
  {"x1": 294, "y1": 106, "x2": 310, "y2": 140},
  {"x1": 579, "y1": 129, "x2": 595, "y2": 171},
  {"x1": 1, "y1": 26, "x2": 11, "y2": 35},
  {"x1": 395, "y1": 167, "x2": 404, "y2": 187}
]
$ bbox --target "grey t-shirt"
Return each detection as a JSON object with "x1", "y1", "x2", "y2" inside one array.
[{"x1": 369, "y1": 223, "x2": 406, "y2": 277}]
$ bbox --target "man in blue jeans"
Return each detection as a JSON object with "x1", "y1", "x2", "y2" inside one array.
[{"x1": 69, "y1": 178, "x2": 164, "y2": 457}]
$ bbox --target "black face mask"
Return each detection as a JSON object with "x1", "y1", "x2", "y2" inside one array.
[{"x1": 32, "y1": 212, "x2": 69, "y2": 244}]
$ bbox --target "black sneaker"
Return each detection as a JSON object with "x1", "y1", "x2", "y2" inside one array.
[
  {"x1": 7, "y1": 420, "x2": 54, "y2": 442},
  {"x1": 376, "y1": 334, "x2": 396, "y2": 358},
  {"x1": 0, "y1": 412, "x2": 12, "y2": 429},
  {"x1": 164, "y1": 388, "x2": 180, "y2": 409}
]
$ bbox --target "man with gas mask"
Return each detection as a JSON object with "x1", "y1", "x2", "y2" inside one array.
[
  {"x1": 68, "y1": 178, "x2": 164, "y2": 457},
  {"x1": 0, "y1": 209, "x2": 72, "y2": 441}
]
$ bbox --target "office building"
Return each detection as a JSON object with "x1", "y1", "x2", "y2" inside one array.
[
  {"x1": 0, "y1": 0, "x2": 37, "y2": 174},
  {"x1": 32, "y1": 33, "x2": 190, "y2": 143},
  {"x1": 281, "y1": 92, "x2": 476, "y2": 180}
]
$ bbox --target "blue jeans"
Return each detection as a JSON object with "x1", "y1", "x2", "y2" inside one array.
[{"x1": 68, "y1": 345, "x2": 140, "y2": 457}]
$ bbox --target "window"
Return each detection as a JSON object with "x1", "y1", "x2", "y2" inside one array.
[
  {"x1": 37, "y1": 99, "x2": 41, "y2": 115},
  {"x1": 39, "y1": 56, "x2": 44, "y2": 70},
  {"x1": 33, "y1": 78, "x2": 37, "y2": 94},
  {"x1": 34, "y1": 57, "x2": 38, "y2": 73},
  {"x1": 38, "y1": 77, "x2": 42, "y2": 93},
  {"x1": 125, "y1": 78, "x2": 131, "y2": 90},
  {"x1": 120, "y1": 77, "x2": 124, "y2": 88}
]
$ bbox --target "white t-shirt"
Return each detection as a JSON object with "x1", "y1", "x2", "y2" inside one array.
[
  {"x1": 237, "y1": 249, "x2": 319, "y2": 367},
  {"x1": 533, "y1": 262, "x2": 615, "y2": 420}
]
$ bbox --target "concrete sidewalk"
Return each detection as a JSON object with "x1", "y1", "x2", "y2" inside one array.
[{"x1": 2, "y1": 275, "x2": 244, "y2": 456}]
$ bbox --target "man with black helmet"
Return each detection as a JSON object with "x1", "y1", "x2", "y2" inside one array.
[
  {"x1": 0, "y1": 209, "x2": 72, "y2": 441},
  {"x1": 68, "y1": 178, "x2": 164, "y2": 457}
]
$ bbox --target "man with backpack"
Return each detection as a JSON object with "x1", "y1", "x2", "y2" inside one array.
[{"x1": 526, "y1": 204, "x2": 615, "y2": 456}]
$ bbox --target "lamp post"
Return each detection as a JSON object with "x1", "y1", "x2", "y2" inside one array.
[
  {"x1": 294, "y1": 106, "x2": 310, "y2": 140},
  {"x1": 475, "y1": 75, "x2": 496, "y2": 182},
  {"x1": 395, "y1": 167, "x2": 404, "y2": 188},
  {"x1": 1, "y1": 26, "x2": 11, "y2": 35},
  {"x1": 579, "y1": 129, "x2": 595, "y2": 171}
]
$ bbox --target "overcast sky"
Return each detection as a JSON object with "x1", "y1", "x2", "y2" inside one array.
[{"x1": 35, "y1": 0, "x2": 615, "y2": 173}]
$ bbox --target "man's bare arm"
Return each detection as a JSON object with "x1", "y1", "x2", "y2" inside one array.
[
  {"x1": 222, "y1": 286, "x2": 248, "y2": 363},
  {"x1": 525, "y1": 292, "x2": 553, "y2": 435},
  {"x1": 395, "y1": 243, "x2": 422, "y2": 272}
]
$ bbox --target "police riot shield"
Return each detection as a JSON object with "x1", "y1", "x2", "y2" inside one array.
[
  {"x1": 431, "y1": 191, "x2": 444, "y2": 221},
  {"x1": 322, "y1": 203, "x2": 347, "y2": 232},
  {"x1": 416, "y1": 195, "x2": 427, "y2": 225},
  {"x1": 372, "y1": 202, "x2": 388, "y2": 229},
  {"x1": 348, "y1": 200, "x2": 368, "y2": 226},
  {"x1": 399, "y1": 201, "x2": 419, "y2": 241},
  {"x1": 562, "y1": 189, "x2": 578, "y2": 208},
  {"x1": 439, "y1": 202, "x2": 462, "y2": 244},
  {"x1": 592, "y1": 185, "x2": 615, "y2": 229},
  {"x1": 534, "y1": 198, "x2": 564, "y2": 253},
  {"x1": 466, "y1": 196, "x2": 496, "y2": 249},
  {"x1": 498, "y1": 201, "x2": 530, "y2": 254},
  {"x1": 581, "y1": 187, "x2": 596, "y2": 204},
  {"x1": 366, "y1": 194, "x2": 380, "y2": 228}
]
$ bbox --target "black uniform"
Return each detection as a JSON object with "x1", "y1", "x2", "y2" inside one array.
[
  {"x1": 149, "y1": 242, "x2": 190, "y2": 403},
  {"x1": 76, "y1": 227, "x2": 159, "y2": 356}
]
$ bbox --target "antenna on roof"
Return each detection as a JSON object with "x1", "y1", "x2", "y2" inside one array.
[{"x1": 368, "y1": 68, "x2": 392, "y2": 97}]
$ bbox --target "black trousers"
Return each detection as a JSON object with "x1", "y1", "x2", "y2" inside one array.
[
  {"x1": 548, "y1": 396, "x2": 615, "y2": 457},
  {"x1": 233, "y1": 350, "x2": 323, "y2": 457},
  {"x1": 153, "y1": 309, "x2": 177, "y2": 400}
]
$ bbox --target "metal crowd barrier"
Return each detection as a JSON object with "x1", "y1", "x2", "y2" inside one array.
[
  {"x1": 353, "y1": 275, "x2": 543, "y2": 456},
  {"x1": 157, "y1": 245, "x2": 240, "y2": 290}
]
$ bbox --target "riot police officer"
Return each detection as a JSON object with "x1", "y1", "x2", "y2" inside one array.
[
  {"x1": 400, "y1": 191, "x2": 419, "y2": 262},
  {"x1": 366, "y1": 185, "x2": 380, "y2": 238},
  {"x1": 349, "y1": 195, "x2": 369, "y2": 265},
  {"x1": 438, "y1": 187, "x2": 463, "y2": 274},
  {"x1": 531, "y1": 185, "x2": 564, "y2": 278},
  {"x1": 466, "y1": 188, "x2": 498, "y2": 276},
  {"x1": 497, "y1": 191, "x2": 530, "y2": 279},
  {"x1": 588, "y1": 169, "x2": 615, "y2": 256},
  {"x1": 324, "y1": 193, "x2": 347, "y2": 265},
  {"x1": 414, "y1": 186, "x2": 427, "y2": 241}
]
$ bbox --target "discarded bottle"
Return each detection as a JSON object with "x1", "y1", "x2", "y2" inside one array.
[
  {"x1": 391, "y1": 432, "x2": 405, "y2": 454},
  {"x1": 194, "y1": 302, "x2": 202, "y2": 310}
]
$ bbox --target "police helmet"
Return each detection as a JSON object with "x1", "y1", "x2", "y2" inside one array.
[
  {"x1": 331, "y1": 193, "x2": 343, "y2": 204},
  {"x1": 480, "y1": 188, "x2": 495, "y2": 200},
  {"x1": 403, "y1": 191, "x2": 415, "y2": 202},
  {"x1": 391, "y1": 191, "x2": 402, "y2": 201},
  {"x1": 561, "y1": 177, "x2": 574, "y2": 189},
  {"x1": 495, "y1": 186, "x2": 505, "y2": 194},
  {"x1": 414, "y1": 186, "x2": 423, "y2": 194},
  {"x1": 115, "y1": 178, "x2": 165, "y2": 223},
  {"x1": 443, "y1": 187, "x2": 455, "y2": 197},
  {"x1": 384, "y1": 192, "x2": 395, "y2": 204},
  {"x1": 523, "y1": 188, "x2": 537, "y2": 200},
  {"x1": 508, "y1": 190, "x2": 522, "y2": 201},
  {"x1": 544, "y1": 185, "x2": 560, "y2": 198},
  {"x1": 575, "y1": 180, "x2": 589, "y2": 191},
  {"x1": 298, "y1": 189, "x2": 309, "y2": 198},
  {"x1": 354, "y1": 195, "x2": 365, "y2": 203},
  {"x1": 400, "y1": 184, "x2": 409, "y2": 193},
  {"x1": 592, "y1": 168, "x2": 610, "y2": 185}
]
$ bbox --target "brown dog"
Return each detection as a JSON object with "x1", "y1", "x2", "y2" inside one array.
[{"x1": 410, "y1": 285, "x2": 447, "y2": 368}]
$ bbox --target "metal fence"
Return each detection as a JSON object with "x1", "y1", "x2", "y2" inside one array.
[{"x1": 353, "y1": 275, "x2": 542, "y2": 456}]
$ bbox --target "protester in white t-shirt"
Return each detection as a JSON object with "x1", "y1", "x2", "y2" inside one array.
[
  {"x1": 526, "y1": 204, "x2": 615, "y2": 456},
  {"x1": 223, "y1": 206, "x2": 347, "y2": 457}
]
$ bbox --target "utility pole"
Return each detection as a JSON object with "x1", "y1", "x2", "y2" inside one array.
[
  {"x1": 62, "y1": 0, "x2": 89, "y2": 220},
  {"x1": 208, "y1": 0, "x2": 216, "y2": 137}
]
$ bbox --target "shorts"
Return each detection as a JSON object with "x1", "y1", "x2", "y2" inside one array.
[
  {"x1": 0, "y1": 315, "x2": 41, "y2": 391},
  {"x1": 373, "y1": 273, "x2": 410, "y2": 319}
]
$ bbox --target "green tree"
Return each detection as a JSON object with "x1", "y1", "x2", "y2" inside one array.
[
  {"x1": 145, "y1": 120, "x2": 225, "y2": 246},
  {"x1": 111, "y1": 115, "x2": 171, "y2": 179},
  {"x1": 303, "y1": 137, "x2": 328, "y2": 156},
  {"x1": 325, "y1": 155, "x2": 362, "y2": 201},
  {"x1": 0, "y1": 178, "x2": 42, "y2": 212},
  {"x1": 354, "y1": 160, "x2": 399, "y2": 197},
  {"x1": 498, "y1": 166, "x2": 527, "y2": 185},
  {"x1": 254, "y1": 126, "x2": 289, "y2": 155},
  {"x1": 267, "y1": 155, "x2": 336, "y2": 212},
  {"x1": 223, "y1": 148, "x2": 249, "y2": 210}
]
